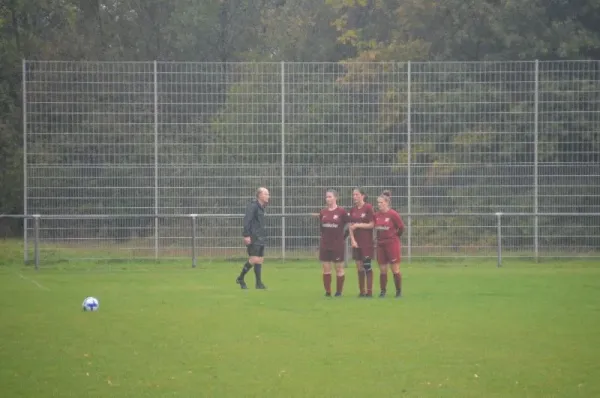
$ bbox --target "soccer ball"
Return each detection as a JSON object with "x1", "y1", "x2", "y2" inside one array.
[{"x1": 82, "y1": 297, "x2": 99, "y2": 312}]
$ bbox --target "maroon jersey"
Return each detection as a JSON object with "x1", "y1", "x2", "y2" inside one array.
[
  {"x1": 319, "y1": 206, "x2": 350, "y2": 248},
  {"x1": 349, "y1": 203, "x2": 375, "y2": 248},
  {"x1": 374, "y1": 209, "x2": 404, "y2": 244}
]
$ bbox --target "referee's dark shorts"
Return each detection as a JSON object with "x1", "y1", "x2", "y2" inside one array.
[{"x1": 246, "y1": 243, "x2": 265, "y2": 257}]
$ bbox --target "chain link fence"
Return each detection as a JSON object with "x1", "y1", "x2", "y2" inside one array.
[{"x1": 22, "y1": 61, "x2": 600, "y2": 263}]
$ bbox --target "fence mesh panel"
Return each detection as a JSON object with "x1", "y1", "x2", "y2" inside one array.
[{"x1": 24, "y1": 61, "x2": 600, "y2": 261}]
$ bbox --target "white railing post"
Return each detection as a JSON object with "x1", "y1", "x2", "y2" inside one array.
[
  {"x1": 154, "y1": 61, "x2": 159, "y2": 260},
  {"x1": 496, "y1": 212, "x2": 503, "y2": 267},
  {"x1": 33, "y1": 214, "x2": 40, "y2": 270},
  {"x1": 190, "y1": 214, "x2": 197, "y2": 268},
  {"x1": 23, "y1": 59, "x2": 28, "y2": 265},
  {"x1": 281, "y1": 61, "x2": 286, "y2": 261},
  {"x1": 407, "y1": 61, "x2": 412, "y2": 262},
  {"x1": 534, "y1": 60, "x2": 539, "y2": 262}
]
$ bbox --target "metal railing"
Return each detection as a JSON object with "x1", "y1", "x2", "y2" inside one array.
[
  {"x1": 3, "y1": 212, "x2": 599, "y2": 270},
  {"x1": 22, "y1": 60, "x2": 600, "y2": 269}
]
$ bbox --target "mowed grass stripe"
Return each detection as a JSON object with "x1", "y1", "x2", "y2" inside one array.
[{"x1": 0, "y1": 259, "x2": 599, "y2": 397}]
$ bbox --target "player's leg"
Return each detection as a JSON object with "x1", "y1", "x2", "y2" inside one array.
[
  {"x1": 334, "y1": 261, "x2": 345, "y2": 297},
  {"x1": 252, "y1": 246, "x2": 266, "y2": 289},
  {"x1": 333, "y1": 244, "x2": 345, "y2": 297},
  {"x1": 236, "y1": 245, "x2": 255, "y2": 289},
  {"x1": 378, "y1": 263, "x2": 389, "y2": 297},
  {"x1": 390, "y1": 244, "x2": 402, "y2": 297},
  {"x1": 362, "y1": 246, "x2": 374, "y2": 298},
  {"x1": 320, "y1": 248, "x2": 333, "y2": 296},
  {"x1": 377, "y1": 245, "x2": 389, "y2": 297},
  {"x1": 391, "y1": 260, "x2": 402, "y2": 297},
  {"x1": 322, "y1": 263, "x2": 333, "y2": 297},
  {"x1": 353, "y1": 248, "x2": 365, "y2": 297},
  {"x1": 355, "y1": 260, "x2": 365, "y2": 297}
]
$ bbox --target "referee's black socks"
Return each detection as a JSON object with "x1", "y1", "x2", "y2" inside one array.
[
  {"x1": 254, "y1": 263, "x2": 262, "y2": 283},
  {"x1": 239, "y1": 261, "x2": 253, "y2": 279}
]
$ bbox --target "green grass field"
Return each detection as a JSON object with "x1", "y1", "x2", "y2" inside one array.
[{"x1": 1, "y1": 241, "x2": 600, "y2": 397}]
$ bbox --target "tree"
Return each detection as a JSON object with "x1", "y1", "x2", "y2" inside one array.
[{"x1": 327, "y1": 0, "x2": 600, "y2": 62}]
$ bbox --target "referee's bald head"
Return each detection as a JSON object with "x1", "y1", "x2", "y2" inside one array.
[{"x1": 256, "y1": 187, "x2": 270, "y2": 204}]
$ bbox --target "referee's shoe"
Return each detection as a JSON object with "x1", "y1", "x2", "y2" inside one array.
[{"x1": 236, "y1": 277, "x2": 248, "y2": 289}]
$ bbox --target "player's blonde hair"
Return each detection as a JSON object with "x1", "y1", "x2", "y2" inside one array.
[{"x1": 379, "y1": 190, "x2": 392, "y2": 205}]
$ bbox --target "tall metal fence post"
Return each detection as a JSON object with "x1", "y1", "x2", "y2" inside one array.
[
  {"x1": 534, "y1": 60, "x2": 539, "y2": 262},
  {"x1": 407, "y1": 61, "x2": 412, "y2": 263},
  {"x1": 23, "y1": 59, "x2": 29, "y2": 265},
  {"x1": 344, "y1": 237, "x2": 349, "y2": 269},
  {"x1": 33, "y1": 215, "x2": 40, "y2": 270},
  {"x1": 154, "y1": 60, "x2": 159, "y2": 260},
  {"x1": 281, "y1": 61, "x2": 286, "y2": 262},
  {"x1": 190, "y1": 214, "x2": 197, "y2": 268},
  {"x1": 496, "y1": 212, "x2": 502, "y2": 268}
]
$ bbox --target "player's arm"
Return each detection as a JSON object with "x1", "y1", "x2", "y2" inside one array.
[
  {"x1": 351, "y1": 221, "x2": 374, "y2": 230},
  {"x1": 342, "y1": 209, "x2": 351, "y2": 240},
  {"x1": 349, "y1": 231, "x2": 358, "y2": 248},
  {"x1": 313, "y1": 211, "x2": 323, "y2": 238},
  {"x1": 395, "y1": 212, "x2": 405, "y2": 237},
  {"x1": 348, "y1": 223, "x2": 358, "y2": 247},
  {"x1": 346, "y1": 214, "x2": 358, "y2": 248}
]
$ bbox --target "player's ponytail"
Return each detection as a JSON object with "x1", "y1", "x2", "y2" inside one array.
[{"x1": 380, "y1": 190, "x2": 392, "y2": 205}]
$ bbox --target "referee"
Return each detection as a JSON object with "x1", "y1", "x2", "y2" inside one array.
[{"x1": 236, "y1": 187, "x2": 270, "y2": 289}]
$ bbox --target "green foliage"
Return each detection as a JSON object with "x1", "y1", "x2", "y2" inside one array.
[
  {"x1": 328, "y1": 0, "x2": 600, "y2": 62},
  {"x1": 0, "y1": 0, "x2": 599, "y2": 249}
]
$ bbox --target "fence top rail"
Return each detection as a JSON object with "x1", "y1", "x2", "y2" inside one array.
[
  {"x1": 23, "y1": 59, "x2": 600, "y2": 64},
  {"x1": 2, "y1": 213, "x2": 600, "y2": 219}
]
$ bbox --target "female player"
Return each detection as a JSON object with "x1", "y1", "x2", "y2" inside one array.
[
  {"x1": 348, "y1": 187, "x2": 375, "y2": 297},
  {"x1": 374, "y1": 190, "x2": 405, "y2": 298},
  {"x1": 317, "y1": 189, "x2": 350, "y2": 297}
]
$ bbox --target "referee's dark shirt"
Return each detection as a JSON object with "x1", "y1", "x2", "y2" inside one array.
[{"x1": 243, "y1": 199, "x2": 266, "y2": 245}]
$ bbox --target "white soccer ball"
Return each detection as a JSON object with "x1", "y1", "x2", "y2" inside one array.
[{"x1": 82, "y1": 297, "x2": 99, "y2": 312}]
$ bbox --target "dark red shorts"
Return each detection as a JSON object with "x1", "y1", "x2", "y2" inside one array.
[
  {"x1": 319, "y1": 244, "x2": 345, "y2": 263},
  {"x1": 352, "y1": 246, "x2": 374, "y2": 261},
  {"x1": 377, "y1": 240, "x2": 401, "y2": 265}
]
